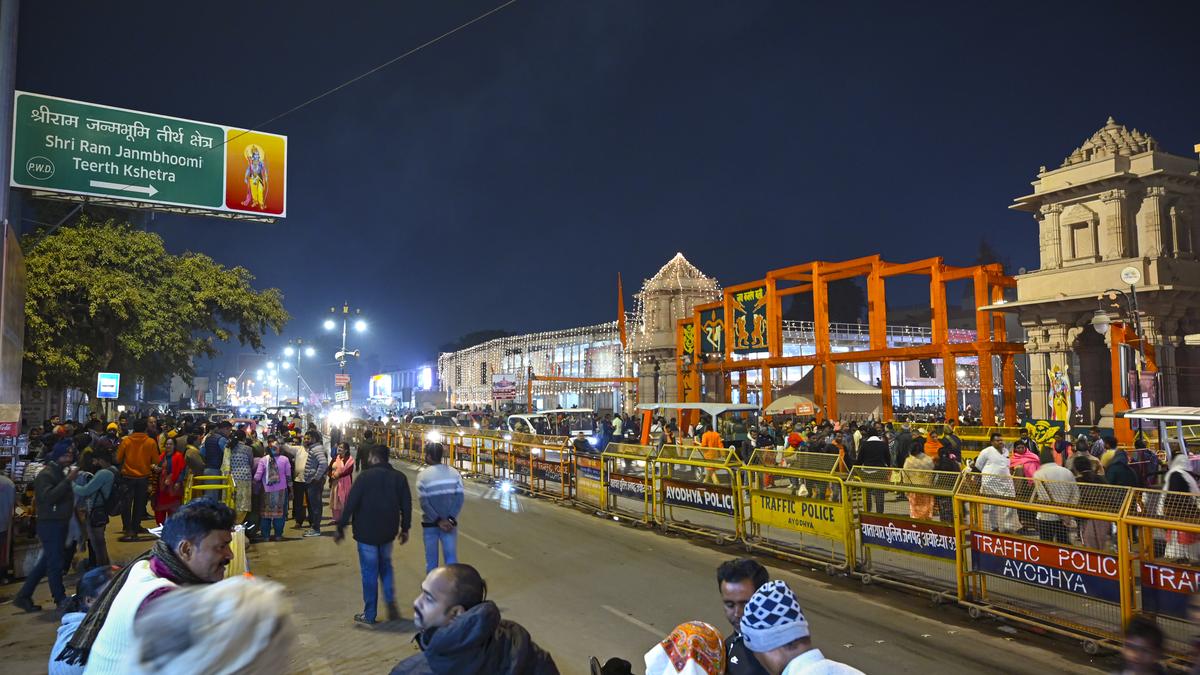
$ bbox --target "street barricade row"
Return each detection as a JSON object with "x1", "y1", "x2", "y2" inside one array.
[{"x1": 358, "y1": 422, "x2": 1197, "y2": 664}]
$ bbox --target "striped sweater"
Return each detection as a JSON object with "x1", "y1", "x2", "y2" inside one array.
[{"x1": 416, "y1": 463, "x2": 464, "y2": 526}]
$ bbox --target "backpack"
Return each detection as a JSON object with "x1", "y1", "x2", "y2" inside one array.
[{"x1": 102, "y1": 467, "x2": 128, "y2": 517}]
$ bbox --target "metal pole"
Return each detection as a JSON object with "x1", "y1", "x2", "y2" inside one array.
[
  {"x1": 0, "y1": 0, "x2": 18, "y2": 227},
  {"x1": 296, "y1": 340, "x2": 302, "y2": 406},
  {"x1": 1129, "y1": 285, "x2": 1144, "y2": 435}
]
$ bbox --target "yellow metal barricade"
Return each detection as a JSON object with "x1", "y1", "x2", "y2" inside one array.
[
  {"x1": 598, "y1": 443, "x2": 655, "y2": 524},
  {"x1": 845, "y1": 466, "x2": 962, "y2": 596},
  {"x1": 1122, "y1": 486, "x2": 1200, "y2": 665},
  {"x1": 654, "y1": 444, "x2": 742, "y2": 542},
  {"x1": 954, "y1": 471, "x2": 1132, "y2": 652},
  {"x1": 186, "y1": 474, "x2": 235, "y2": 509},
  {"x1": 741, "y1": 450, "x2": 854, "y2": 572}
]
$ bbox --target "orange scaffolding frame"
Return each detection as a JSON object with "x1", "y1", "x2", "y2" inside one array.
[{"x1": 675, "y1": 255, "x2": 1023, "y2": 425}]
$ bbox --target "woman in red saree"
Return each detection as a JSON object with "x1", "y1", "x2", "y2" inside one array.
[{"x1": 155, "y1": 434, "x2": 187, "y2": 524}]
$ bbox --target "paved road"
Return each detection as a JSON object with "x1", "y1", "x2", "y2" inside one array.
[{"x1": 1, "y1": 459, "x2": 1111, "y2": 673}]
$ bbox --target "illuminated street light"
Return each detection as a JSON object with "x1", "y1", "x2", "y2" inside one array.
[
  {"x1": 354, "y1": 319, "x2": 367, "y2": 333},
  {"x1": 282, "y1": 362, "x2": 291, "y2": 370},
  {"x1": 256, "y1": 369, "x2": 264, "y2": 380},
  {"x1": 324, "y1": 319, "x2": 336, "y2": 331},
  {"x1": 284, "y1": 346, "x2": 295, "y2": 356},
  {"x1": 266, "y1": 361, "x2": 275, "y2": 370},
  {"x1": 305, "y1": 346, "x2": 316, "y2": 357}
]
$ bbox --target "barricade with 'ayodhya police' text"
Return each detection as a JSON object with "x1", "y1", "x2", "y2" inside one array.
[
  {"x1": 360, "y1": 422, "x2": 1199, "y2": 664},
  {"x1": 954, "y1": 471, "x2": 1133, "y2": 653},
  {"x1": 593, "y1": 443, "x2": 654, "y2": 524},
  {"x1": 653, "y1": 444, "x2": 742, "y2": 541},
  {"x1": 741, "y1": 450, "x2": 854, "y2": 572},
  {"x1": 844, "y1": 465, "x2": 963, "y2": 597}
]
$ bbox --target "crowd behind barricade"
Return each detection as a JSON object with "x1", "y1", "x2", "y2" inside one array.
[{"x1": 5, "y1": 404, "x2": 1193, "y2": 674}]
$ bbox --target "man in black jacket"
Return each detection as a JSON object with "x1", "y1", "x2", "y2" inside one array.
[
  {"x1": 334, "y1": 445, "x2": 411, "y2": 624},
  {"x1": 356, "y1": 429, "x2": 386, "y2": 474},
  {"x1": 14, "y1": 438, "x2": 78, "y2": 612},
  {"x1": 391, "y1": 563, "x2": 559, "y2": 675}
]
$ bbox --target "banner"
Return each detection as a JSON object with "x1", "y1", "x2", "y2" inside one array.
[
  {"x1": 662, "y1": 479, "x2": 735, "y2": 516},
  {"x1": 1140, "y1": 562, "x2": 1200, "y2": 619},
  {"x1": 681, "y1": 322, "x2": 696, "y2": 357},
  {"x1": 533, "y1": 459, "x2": 563, "y2": 482},
  {"x1": 731, "y1": 286, "x2": 769, "y2": 354},
  {"x1": 608, "y1": 472, "x2": 647, "y2": 501},
  {"x1": 699, "y1": 308, "x2": 724, "y2": 355},
  {"x1": 860, "y1": 514, "x2": 956, "y2": 560},
  {"x1": 1022, "y1": 419, "x2": 1066, "y2": 448},
  {"x1": 576, "y1": 457, "x2": 604, "y2": 507},
  {"x1": 970, "y1": 533, "x2": 1119, "y2": 602},
  {"x1": 492, "y1": 373, "x2": 517, "y2": 401},
  {"x1": 749, "y1": 489, "x2": 843, "y2": 540}
]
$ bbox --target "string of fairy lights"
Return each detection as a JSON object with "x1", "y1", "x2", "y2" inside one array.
[{"x1": 438, "y1": 253, "x2": 722, "y2": 408}]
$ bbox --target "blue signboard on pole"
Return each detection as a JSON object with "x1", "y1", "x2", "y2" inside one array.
[{"x1": 96, "y1": 372, "x2": 120, "y2": 399}]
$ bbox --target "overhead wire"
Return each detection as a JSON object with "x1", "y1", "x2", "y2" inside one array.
[{"x1": 35, "y1": 0, "x2": 518, "y2": 218}]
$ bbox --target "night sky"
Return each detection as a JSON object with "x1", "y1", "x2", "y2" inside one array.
[{"x1": 14, "y1": 1, "x2": 1200, "y2": 382}]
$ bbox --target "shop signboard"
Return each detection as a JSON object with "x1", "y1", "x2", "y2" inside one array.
[
  {"x1": 749, "y1": 489, "x2": 843, "y2": 540},
  {"x1": 860, "y1": 514, "x2": 956, "y2": 560},
  {"x1": 731, "y1": 285, "x2": 768, "y2": 354},
  {"x1": 12, "y1": 91, "x2": 287, "y2": 218},
  {"x1": 663, "y1": 478, "x2": 735, "y2": 516},
  {"x1": 970, "y1": 532, "x2": 1119, "y2": 602}
]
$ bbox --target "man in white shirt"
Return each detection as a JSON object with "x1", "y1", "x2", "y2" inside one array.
[
  {"x1": 740, "y1": 580, "x2": 864, "y2": 675},
  {"x1": 1032, "y1": 450, "x2": 1079, "y2": 544}
]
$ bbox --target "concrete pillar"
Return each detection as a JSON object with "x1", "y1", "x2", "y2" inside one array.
[
  {"x1": 1137, "y1": 186, "x2": 1167, "y2": 258},
  {"x1": 1100, "y1": 189, "x2": 1129, "y2": 260},
  {"x1": 1038, "y1": 204, "x2": 1063, "y2": 269},
  {"x1": 1028, "y1": 351, "x2": 1051, "y2": 418}
]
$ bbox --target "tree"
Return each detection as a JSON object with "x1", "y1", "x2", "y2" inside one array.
[
  {"x1": 783, "y1": 279, "x2": 867, "y2": 324},
  {"x1": 22, "y1": 217, "x2": 289, "y2": 391}
]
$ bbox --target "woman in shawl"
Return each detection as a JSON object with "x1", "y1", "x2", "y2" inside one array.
[
  {"x1": 903, "y1": 444, "x2": 935, "y2": 520},
  {"x1": 329, "y1": 442, "x2": 355, "y2": 524},
  {"x1": 254, "y1": 441, "x2": 291, "y2": 542},
  {"x1": 228, "y1": 430, "x2": 254, "y2": 524},
  {"x1": 1160, "y1": 452, "x2": 1200, "y2": 562},
  {"x1": 155, "y1": 431, "x2": 186, "y2": 525}
]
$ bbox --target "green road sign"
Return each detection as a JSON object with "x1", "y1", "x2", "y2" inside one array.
[{"x1": 10, "y1": 91, "x2": 287, "y2": 218}]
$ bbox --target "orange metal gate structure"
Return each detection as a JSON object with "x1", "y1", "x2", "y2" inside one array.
[{"x1": 675, "y1": 255, "x2": 1023, "y2": 427}]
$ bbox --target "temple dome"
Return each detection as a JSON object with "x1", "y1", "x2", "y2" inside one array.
[
  {"x1": 641, "y1": 253, "x2": 716, "y2": 292},
  {"x1": 1060, "y1": 116, "x2": 1158, "y2": 167}
]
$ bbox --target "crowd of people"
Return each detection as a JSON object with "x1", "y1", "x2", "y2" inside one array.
[{"x1": 4, "y1": 409, "x2": 1194, "y2": 674}]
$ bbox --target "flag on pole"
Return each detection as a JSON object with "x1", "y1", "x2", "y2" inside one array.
[{"x1": 617, "y1": 272, "x2": 627, "y2": 349}]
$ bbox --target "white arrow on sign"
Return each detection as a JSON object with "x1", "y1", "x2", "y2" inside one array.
[{"x1": 89, "y1": 180, "x2": 159, "y2": 197}]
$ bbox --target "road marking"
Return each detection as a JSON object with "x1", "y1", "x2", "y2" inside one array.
[
  {"x1": 601, "y1": 604, "x2": 660, "y2": 637},
  {"x1": 458, "y1": 531, "x2": 514, "y2": 560}
]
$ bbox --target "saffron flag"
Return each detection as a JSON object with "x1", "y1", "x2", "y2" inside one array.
[{"x1": 618, "y1": 273, "x2": 627, "y2": 349}]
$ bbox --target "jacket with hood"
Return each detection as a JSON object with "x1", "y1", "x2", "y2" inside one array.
[
  {"x1": 389, "y1": 601, "x2": 558, "y2": 675},
  {"x1": 1104, "y1": 450, "x2": 1140, "y2": 488},
  {"x1": 49, "y1": 611, "x2": 86, "y2": 675}
]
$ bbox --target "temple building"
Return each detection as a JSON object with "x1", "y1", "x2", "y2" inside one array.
[{"x1": 1002, "y1": 117, "x2": 1200, "y2": 425}]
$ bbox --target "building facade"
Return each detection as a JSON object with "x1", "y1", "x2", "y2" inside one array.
[{"x1": 1006, "y1": 118, "x2": 1200, "y2": 425}]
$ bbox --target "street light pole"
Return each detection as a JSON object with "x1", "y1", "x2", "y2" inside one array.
[
  {"x1": 1091, "y1": 284, "x2": 1147, "y2": 435},
  {"x1": 328, "y1": 303, "x2": 365, "y2": 409}
]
